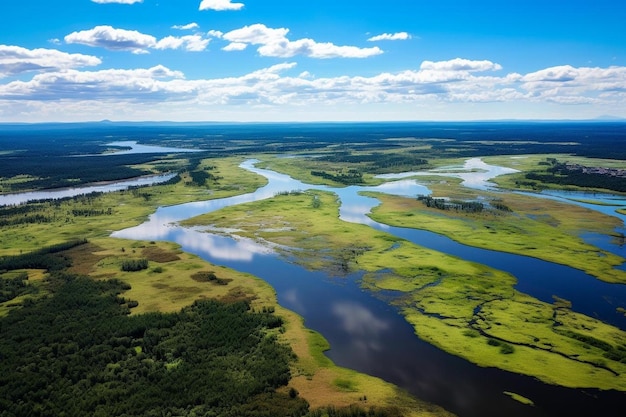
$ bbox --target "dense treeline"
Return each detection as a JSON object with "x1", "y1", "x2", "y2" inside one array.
[
  {"x1": 0, "y1": 239, "x2": 87, "y2": 272},
  {"x1": 524, "y1": 159, "x2": 626, "y2": 193},
  {"x1": 417, "y1": 195, "x2": 485, "y2": 213},
  {"x1": 0, "y1": 272, "x2": 37, "y2": 303},
  {"x1": 120, "y1": 259, "x2": 149, "y2": 272},
  {"x1": 319, "y1": 151, "x2": 429, "y2": 173},
  {"x1": 311, "y1": 169, "x2": 363, "y2": 185},
  {"x1": 0, "y1": 273, "x2": 310, "y2": 417},
  {"x1": 416, "y1": 195, "x2": 512, "y2": 214},
  {"x1": 187, "y1": 168, "x2": 222, "y2": 187},
  {"x1": 0, "y1": 154, "x2": 155, "y2": 192}
]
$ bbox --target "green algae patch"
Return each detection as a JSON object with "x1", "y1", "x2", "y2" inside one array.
[
  {"x1": 182, "y1": 188, "x2": 626, "y2": 392},
  {"x1": 503, "y1": 391, "x2": 534, "y2": 406}
]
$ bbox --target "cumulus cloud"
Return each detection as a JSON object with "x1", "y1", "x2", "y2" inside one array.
[
  {"x1": 2, "y1": 59, "x2": 625, "y2": 120},
  {"x1": 520, "y1": 65, "x2": 626, "y2": 101},
  {"x1": 64, "y1": 26, "x2": 211, "y2": 53},
  {"x1": 155, "y1": 35, "x2": 210, "y2": 52},
  {"x1": 0, "y1": 45, "x2": 101, "y2": 77},
  {"x1": 199, "y1": 0, "x2": 244, "y2": 11},
  {"x1": 92, "y1": 0, "x2": 143, "y2": 4},
  {"x1": 207, "y1": 30, "x2": 224, "y2": 38},
  {"x1": 420, "y1": 58, "x2": 502, "y2": 72},
  {"x1": 65, "y1": 26, "x2": 157, "y2": 53},
  {"x1": 368, "y1": 32, "x2": 411, "y2": 41},
  {"x1": 0, "y1": 65, "x2": 186, "y2": 101},
  {"x1": 222, "y1": 23, "x2": 383, "y2": 59},
  {"x1": 172, "y1": 23, "x2": 199, "y2": 30},
  {"x1": 222, "y1": 42, "x2": 247, "y2": 51}
]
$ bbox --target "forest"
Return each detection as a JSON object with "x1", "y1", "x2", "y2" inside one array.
[{"x1": 0, "y1": 241, "x2": 402, "y2": 417}]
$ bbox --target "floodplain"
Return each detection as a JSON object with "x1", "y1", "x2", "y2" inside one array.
[{"x1": 1, "y1": 121, "x2": 625, "y2": 417}]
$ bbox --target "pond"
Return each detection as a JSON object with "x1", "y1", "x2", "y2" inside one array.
[{"x1": 112, "y1": 159, "x2": 626, "y2": 417}]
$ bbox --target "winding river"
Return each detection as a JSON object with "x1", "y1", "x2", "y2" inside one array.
[
  {"x1": 3, "y1": 140, "x2": 624, "y2": 416},
  {"x1": 110, "y1": 159, "x2": 626, "y2": 417}
]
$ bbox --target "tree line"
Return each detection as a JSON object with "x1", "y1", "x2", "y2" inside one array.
[{"x1": 0, "y1": 241, "x2": 403, "y2": 417}]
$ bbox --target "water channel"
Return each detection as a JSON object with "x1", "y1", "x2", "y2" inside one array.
[
  {"x1": 3, "y1": 138, "x2": 625, "y2": 416},
  {"x1": 110, "y1": 159, "x2": 626, "y2": 417}
]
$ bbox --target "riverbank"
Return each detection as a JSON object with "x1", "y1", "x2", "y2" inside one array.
[
  {"x1": 0, "y1": 156, "x2": 446, "y2": 416},
  {"x1": 181, "y1": 189, "x2": 626, "y2": 391}
]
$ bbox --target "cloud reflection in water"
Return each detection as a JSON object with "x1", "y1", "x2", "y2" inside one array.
[{"x1": 332, "y1": 301, "x2": 391, "y2": 357}]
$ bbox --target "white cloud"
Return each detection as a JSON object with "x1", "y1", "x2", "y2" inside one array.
[
  {"x1": 0, "y1": 45, "x2": 101, "y2": 78},
  {"x1": 156, "y1": 35, "x2": 210, "y2": 52},
  {"x1": 368, "y1": 32, "x2": 411, "y2": 42},
  {"x1": 92, "y1": 0, "x2": 143, "y2": 4},
  {"x1": 65, "y1": 26, "x2": 211, "y2": 53},
  {"x1": 207, "y1": 30, "x2": 224, "y2": 38},
  {"x1": 199, "y1": 0, "x2": 244, "y2": 11},
  {"x1": 172, "y1": 23, "x2": 199, "y2": 30},
  {"x1": 2, "y1": 59, "x2": 625, "y2": 120},
  {"x1": 222, "y1": 23, "x2": 383, "y2": 59},
  {"x1": 65, "y1": 26, "x2": 157, "y2": 54},
  {"x1": 223, "y1": 24, "x2": 288, "y2": 45},
  {"x1": 0, "y1": 65, "x2": 186, "y2": 100},
  {"x1": 420, "y1": 58, "x2": 502, "y2": 72},
  {"x1": 222, "y1": 42, "x2": 247, "y2": 51}
]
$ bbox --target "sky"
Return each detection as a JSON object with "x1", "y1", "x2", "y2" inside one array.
[{"x1": 1, "y1": 0, "x2": 625, "y2": 122}]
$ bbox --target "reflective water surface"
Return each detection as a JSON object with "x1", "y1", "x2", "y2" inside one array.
[
  {"x1": 112, "y1": 159, "x2": 626, "y2": 417},
  {"x1": 0, "y1": 173, "x2": 176, "y2": 206}
]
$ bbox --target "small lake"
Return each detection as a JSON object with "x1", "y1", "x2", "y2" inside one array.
[
  {"x1": 0, "y1": 141, "x2": 199, "y2": 206},
  {"x1": 103, "y1": 141, "x2": 204, "y2": 155},
  {"x1": 111, "y1": 159, "x2": 626, "y2": 417}
]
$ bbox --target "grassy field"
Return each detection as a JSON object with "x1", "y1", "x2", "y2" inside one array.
[{"x1": 182, "y1": 189, "x2": 626, "y2": 391}]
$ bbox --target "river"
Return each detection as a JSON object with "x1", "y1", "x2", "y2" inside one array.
[{"x1": 110, "y1": 159, "x2": 626, "y2": 417}]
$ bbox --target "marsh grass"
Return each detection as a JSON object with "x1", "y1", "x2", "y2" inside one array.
[
  {"x1": 367, "y1": 187, "x2": 626, "y2": 284},
  {"x1": 182, "y1": 189, "x2": 626, "y2": 391}
]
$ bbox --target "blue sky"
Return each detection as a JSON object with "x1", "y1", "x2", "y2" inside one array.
[{"x1": 1, "y1": 0, "x2": 625, "y2": 122}]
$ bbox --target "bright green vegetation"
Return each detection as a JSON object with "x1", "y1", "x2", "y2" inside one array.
[
  {"x1": 503, "y1": 392, "x2": 534, "y2": 406},
  {"x1": 183, "y1": 190, "x2": 626, "y2": 391},
  {"x1": 368, "y1": 191, "x2": 626, "y2": 284},
  {"x1": 0, "y1": 157, "x2": 266, "y2": 255}
]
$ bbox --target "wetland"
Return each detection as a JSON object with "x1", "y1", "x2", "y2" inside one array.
[{"x1": 1, "y1": 121, "x2": 626, "y2": 417}]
